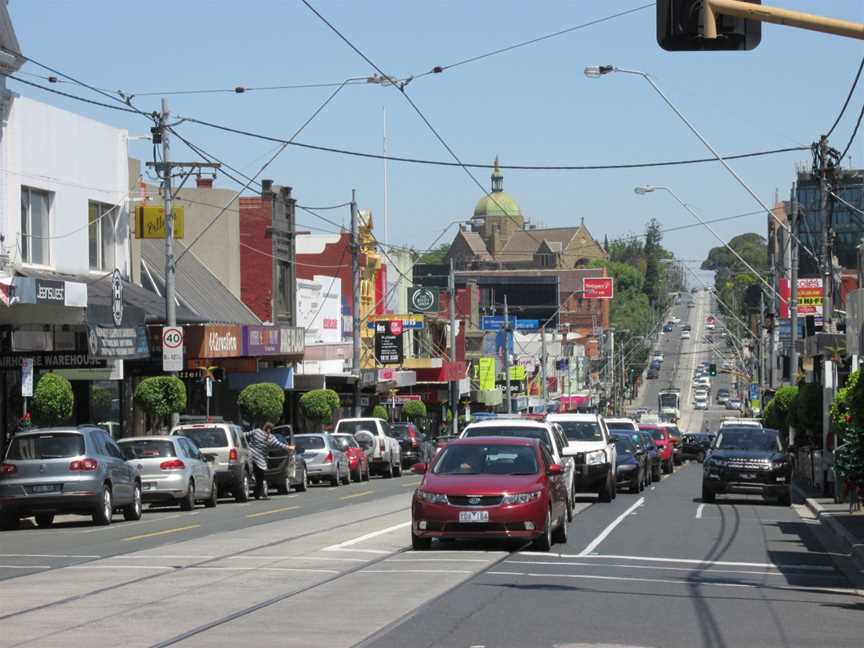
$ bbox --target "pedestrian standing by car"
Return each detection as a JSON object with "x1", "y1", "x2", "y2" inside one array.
[{"x1": 244, "y1": 422, "x2": 294, "y2": 500}]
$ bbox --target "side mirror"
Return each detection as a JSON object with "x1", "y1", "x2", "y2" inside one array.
[
  {"x1": 547, "y1": 463, "x2": 564, "y2": 476},
  {"x1": 412, "y1": 463, "x2": 428, "y2": 474}
]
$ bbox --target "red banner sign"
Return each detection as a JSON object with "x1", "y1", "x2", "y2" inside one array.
[{"x1": 583, "y1": 277, "x2": 614, "y2": 299}]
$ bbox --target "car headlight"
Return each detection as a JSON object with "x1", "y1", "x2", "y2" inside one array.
[
  {"x1": 416, "y1": 490, "x2": 448, "y2": 504},
  {"x1": 502, "y1": 490, "x2": 543, "y2": 505},
  {"x1": 586, "y1": 450, "x2": 606, "y2": 465}
]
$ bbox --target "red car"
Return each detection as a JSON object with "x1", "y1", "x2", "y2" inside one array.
[
  {"x1": 330, "y1": 433, "x2": 370, "y2": 482},
  {"x1": 410, "y1": 436, "x2": 569, "y2": 551},
  {"x1": 640, "y1": 425, "x2": 674, "y2": 475}
]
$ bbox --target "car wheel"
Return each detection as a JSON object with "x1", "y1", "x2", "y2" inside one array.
[
  {"x1": 777, "y1": 489, "x2": 791, "y2": 506},
  {"x1": 393, "y1": 457, "x2": 403, "y2": 477},
  {"x1": 552, "y1": 510, "x2": 568, "y2": 544},
  {"x1": 384, "y1": 460, "x2": 394, "y2": 479},
  {"x1": 632, "y1": 474, "x2": 641, "y2": 494},
  {"x1": 235, "y1": 471, "x2": 250, "y2": 503},
  {"x1": 598, "y1": 471, "x2": 614, "y2": 502},
  {"x1": 331, "y1": 470, "x2": 340, "y2": 487},
  {"x1": 0, "y1": 513, "x2": 19, "y2": 531},
  {"x1": 92, "y1": 486, "x2": 113, "y2": 525},
  {"x1": 277, "y1": 474, "x2": 290, "y2": 496},
  {"x1": 696, "y1": 451, "x2": 705, "y2": 463},
  {"x1": 566, "y1": 492, "x2": 574, "y2": 523},
  {"x1": 533, "y1": 510, "x2": 553, "y2": 552},
  {"x1": 295, "y1": 465, "x2": 308, "y2": 492},
  {"x1": 663, "y1": 459, "x2": 672, "y2": 475},
  {"x1": 364, "y1": 462, "x2": 370, "y2": 481},
  {"x1": 702, "y1": 483, "x2": 716, "y2": 503},
  {"x1": 180, "y1": 481, "x2": 195, "y2": 511},
  {"x1": 351, "y1": 466, "x2": 362, "y2": 482},
  {"x1": 34, "y1": 512, "x2": 55, "y2": 528},
  {"x1": 123, "y1": 484, "x2": 143, "y2": 521},
  {"x1": 412, "y1": 531, "x2": 431, "y2": 550},
  {"x1": 205, "y1": 481, "x2": 218, "y2": 508}
]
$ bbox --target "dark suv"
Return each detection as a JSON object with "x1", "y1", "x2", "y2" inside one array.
[{"x1": 702, "y1": 427, "x2": 791, "y2": 505}]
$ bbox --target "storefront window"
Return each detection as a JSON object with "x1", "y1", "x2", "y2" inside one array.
[{"x1": 90, "y1": 381, "x2": 120, "y2": 437}]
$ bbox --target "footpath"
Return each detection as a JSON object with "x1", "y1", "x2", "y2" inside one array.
[{"x1": 793, "y1": 479, "x2": 864, "y2": 575}]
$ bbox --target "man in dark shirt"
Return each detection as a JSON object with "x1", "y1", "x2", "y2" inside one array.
[{"x1": 244, "y1": 422, "x2": 294, "y2": 500}]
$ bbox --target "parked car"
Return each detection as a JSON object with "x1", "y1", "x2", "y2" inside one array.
[
  {"x1": 681, "y1": 433, "x2": 714, "y2": 462},
  {"x1": 295, "y1": 433, "x2": 350, "y2": 487},
  {"x1": 461, "y1": 418, "x2": 576, "y2": 521},
  {"x1": 663, "y1": 322, "x2": 674, "y2": 332},
  {"x1": 637, "y1": 430, "x2": 662, "y2": 482},
  {"x1": 611, "y1": 432, "x2": 645, "y2": 493},
  {"x1": 410, "y1": 436, "x2": 569, "y2": 551},
  {"x1": 118, "y1": 436, "x2": 217, "y2": 509},
  {"x1": 547, "y1": 413, "x2": 617, "y2": 503},
  {"x1": 171, "y1": 423, "x2": 252, "y2": 503},
  {"x1": 681, "y1": 330, "x2": 691, "y2": 340},
  {"x1": 694, "y1": 393, "x2": 709, "y2": 410},
  {"x1": 640, "y1": 424, "x2": 674, "y2": 474},
  {"x1": 334, "y1": 418, "x2": 401, "y2": 478},
  {"x1": 646, "y1": 367, "x2": 659, "y2": 380},
  {"x1": 269, "y1": 425, "x2": 308, "y2": 494},
  {"x1": 390, "y1": 422, "x2": 428, "y2": 468},
  {"x1": 0, "y1": 426, "x2": 142, "y2": 529},
  {"x1": 716, "y1": 389, "x2": 730, "y2": 404},
  {"x1": 660, "y1": 423, "x2": 683, "y2": 465},
  {"x1": 330, "y1": 433, "x2": 370, "y2": 482},
  {"x1": 726, "y1": 398, "x2": 743, "y2": 411},
  {"x1": 702, "y1": 426, "x2": 791, "y2": 505}
]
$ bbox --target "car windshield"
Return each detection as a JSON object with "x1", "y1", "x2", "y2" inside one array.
[
  {"x1": 433, "y1": 444, "x2": 538, "y2": 475},
  {"x1": 118, "y1": 440, "x2": 176, "y2": 460},
  {"x1": 295, "y1": 436, "x2": 326, "y2": 452},
  {"x1": 715, "y1": 429, "x2": 781, "y2": 452},
  {"x1": 7, "y1": 433, "x2": 84, "y2": 460},
  {"x1": 336, "y1": 421, "x2": 376, "y2": 435},
  {"x1": 175, "y1": 427, "x2": 227, "y2": 448},
  {"x1": 463, "y1": 426, "x2": 551, "y2": 451},
  {"x1": 606, "y1": 421, "x2": 636, "y2": 432},
  {"x1": 613, "y1": 435, "x2": 637, "y2": 454},
  {"x1": 644, "y1": 429, "x2": 664, "y2": 441},
  {"x1": 556, "y1": 421, "x2": 603, "y2": 442},
  {"x1": 331, "y1": 435, "x2": 359, "y2": 450},
  {"x1": 389, "y1": 425, "x2": 413, "y2": 439}
]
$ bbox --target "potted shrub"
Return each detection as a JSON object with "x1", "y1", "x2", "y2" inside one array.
[
  {"x1": 372, "y1": 404, "x2": 389, "y2": 421},
  {"x1": 32, "y1": 373, "x2": 74, "y2": 426},
  {"x1": 300, "y1": 388, "x2": 337, "y2": 431},
  {"x1": 238, "y1": 383, "x2": 284, "y2": 427},
  {"x1": 134, "y1": 376, "x2": 187, "y2": 433},
  {"x1": 402, "y1": 399, "x2": 427, "y2": 422}
]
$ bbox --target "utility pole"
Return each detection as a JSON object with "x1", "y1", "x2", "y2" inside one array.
[
  {"x1": 767, "y1": 216, "x2": 777, "y2": 389},
  {"x1": 790, "y1": 184, "x2": 799, "y2": 386},
  {"x1": 759, "y1": 291, "x2": 766, "y2": 389},
  {"x1": 540, "y1": 326, "x2": 548, "y2": 404},
  {"x1": 448, "y1": 258, "x2": 458, "y2": 436},
  {"x1": 504, "y1": 296, "x2": 512, "y2": 414},
  {"x1": 351, "y1": 190, "x2": 361, "y2": 417},
  {"x1": 608, "y1": 330, "x2": 615, "y2": 417}
]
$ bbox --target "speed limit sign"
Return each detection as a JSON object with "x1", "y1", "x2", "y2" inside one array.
[{"x1": 162, "y1": 326, "x2": 184, "y2": 372}]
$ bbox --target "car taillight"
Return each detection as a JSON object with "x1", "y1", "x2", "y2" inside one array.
[
  {"x1": 324, "y1": 452, "x2": 333, "y2": 464},
  {"x1": 160, "y1": 459, "x2": 186, "y2": 470},
  {"x1": 410, "y1": 436, "x2": 418, "y2": 448},
  {"x1": 70, "y1": 458, "x2": 99, "y2": 471},
  {"x1": 379, "y1": 439, "x2": 385, "y2": 452},
  {"x1": 228, "y1": 448, "x2": 238, "y2": 462},
  {"x1": 0, "y1": 463, "x2": 16, "y2": 475}
]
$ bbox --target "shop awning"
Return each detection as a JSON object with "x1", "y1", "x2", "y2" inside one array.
[{"x1": 228, "y1": 367, "x2": 294, "y2": 390}]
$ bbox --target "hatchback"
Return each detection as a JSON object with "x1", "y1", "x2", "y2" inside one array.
[
  {"x1": 410, "y1": 436, "x2": 568, "y2": 551},
  {"x1": 330, "y1": 433, "x2": 370, "y2": 482},
  {"x1": 0, "y1": 426, "x2": 142, "y2": 529},
  {"x1": 295, "y1": 434, "x2": 350, "y2": 486},
  {"x1": 640, "y1": 425, "x2": 674, "y2": 475},
  {"x1": 119, "y1": 436, "x2": 217, "y2": 510},
  {"x1": 171, "y1": 423, "x2": 252, "y2": 502}
]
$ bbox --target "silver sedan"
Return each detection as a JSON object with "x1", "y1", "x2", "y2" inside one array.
[
  {"x1": 118, "y1": 436, "x2": 217, "y2": 510},
  {"x1": 294, "y1": 433, "x2": 350, "y2": 487}
]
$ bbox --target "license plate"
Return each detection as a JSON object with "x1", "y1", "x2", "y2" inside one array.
[
  {"x1": 28, "y1": 484, "x2": 59, "y2": 494},
  {"x1": 459, "y1": 511, "x2": 489, "y2": 523},
  {"x1": 740, "y1": 473, "x2": 757, "y2": 480},
  {"x1": 143, "y1": 482, "x2": 157, "y2": 491}
]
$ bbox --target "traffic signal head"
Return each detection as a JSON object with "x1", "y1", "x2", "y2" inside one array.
[
  {"x1": 709, "y1": 363, "x2": 717, "y2": 376},
  {"x1": 657, "y1": 1, "x2": 762, "y2": 52}
]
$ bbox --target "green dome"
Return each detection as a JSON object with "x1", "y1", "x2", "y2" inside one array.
[{"x1": 473, "y1": 191, "x2": 522, "y2": 218}]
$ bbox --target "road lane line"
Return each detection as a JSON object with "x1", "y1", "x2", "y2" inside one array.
[
  {"x1": 363, "y1": 569, "x2": 474, "y2": 574},
  {"x1": 578, "y1": 497, "x2": 644, "y2": 556},
  {"x1": 696, "y1": 503, "x2": 705, "y2": 519},
  {"x1": 122, "y1": 524, "x2": 200, "y2": 542},
  {"x1": 0, "y1": 564, "x2": 51, "y2": 569},
  {"x1": 78, "y1": 513, "x2": 184, "y2": 533},
  {"x1": 568, "y1": 553, "x2": 835, "y2": 571},
  {"x1": 322, "y1": 521, "x2": 411, "y2": 551},
  {"x1": 339, "y1": 491, "x2": 375, "y2": 500},
  {"x1": 245, "y1": 506, "x2": 301, "y2": 519},
  {"x1": 0, "y1": 553, "x2": 101, "y2": 558},
  {"x1": 325, "y1": 548, "x2": 392, "y2": 554},
  {"x1": 401, "y1": 480, "x2": 421, "y2": 487},
  {"x1": 505, "y1": 559, "x2": 842, "y2": 578}
]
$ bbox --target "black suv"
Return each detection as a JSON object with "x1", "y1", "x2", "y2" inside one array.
[
  {"x1": 681, "y1": 433, "x2": 714, "y2": 462},
  {"x1": 702, "y1": 427, "x2": 791, "y2": 505}
]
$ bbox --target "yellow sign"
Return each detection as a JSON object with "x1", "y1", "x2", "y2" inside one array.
[
  {"x1": 508, "y1": 365, "x2": 526, "y2": 381},
  {"x1": 136, "y1": 205, "x2": 185, "y2": 239},
  {"x1": 478, "y1": 357, "x2": 496, "y2": 391}
]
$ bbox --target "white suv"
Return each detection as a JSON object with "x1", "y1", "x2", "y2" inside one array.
[
  {"x1": 334, "y1": 418, "x2": 402, "y2": 478},
  {"x1": 546, "y1": 413, "x2": 617, "y2": 503}
]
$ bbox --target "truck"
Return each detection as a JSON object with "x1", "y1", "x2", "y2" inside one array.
[{"x1": 658, "y1": 388, "x2": 681, "y2": 423}]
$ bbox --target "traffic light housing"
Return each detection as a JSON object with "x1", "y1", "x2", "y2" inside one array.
[
  {"x1": 709, "y1": 363, "x2": 717, "y2": 376},
  {"x1": 657, "y1": 1, "x2": 762, "y2": 51}
]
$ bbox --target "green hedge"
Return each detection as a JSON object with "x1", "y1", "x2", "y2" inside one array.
[
  {"x1": 791, "y1": 382, "x2": 822, "y2": 447},
  {"x1": 372, "y1": 404, "x2": 389, "y2": 421},
  {"x1": 402, "y1": 400, "x2": 427, "y2": 421},
  {"x1": 238, "y1": 383, "x2": 284, "y2": 425},
  {"x1": 300, "y1": 389, "x2": 337, "y2": 428},
  {"x1": 32, "y1": 373, "x2": 74, "y2": 426},
  {"x1": 135, "y1": 376, "x2": 186, "y2": 431},
  {"x1": 762, "y1": 385, "x2": 797, "y2": 441}
]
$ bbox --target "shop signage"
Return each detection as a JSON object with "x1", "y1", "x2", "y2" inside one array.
[
  {"x1": 779, "y1": 278, "x2": 823, "y2": 317},
  {"x1": 408, "y1": 287, "x2": 440, "y2": 314},
  {"x1": 0, "y1": 353, "x2": 108, "y2": 371},
  {"x1": 374, "y1": 320, "x2": 404, "y2": 365},
  {"x1": 583, "y1": 277, "x2": 614, "y2": 299},
  {"x1": 508, "y1": 365, "x2": 527, "y2": 381},
  {"x1": 243, "y1": 325, "x2": 281, "y2": 356},
  {"x1": 111, "y1": 270, "x2": 124, "y2": 327},
  {"x1": 480, "y1": 316, "x2": 539, "y2": 331},
  {"x1": 21, "y1": 358, "x2": 33, "y2": 397},
  {"x1": 186, "y1": 324, "x2": 242, "y2": 358},
  {"x1": 186, "y1": 357, "x2": 257, "y2": 373},
  {"x1": 54, "y1": 359, "x2": 124, "y2": 382},
  {"x1": 360, "y1": 369, "x2": 379, "y2": 388},
  {"x1": 136, "y1": 205, "x2": 185, "y2": 239},
  {"x1": 279, "y1": 326, "x2": 305, "y2": 355},
  {"x1": 162, "y1": 326, "x2": 184, "y2": 372},
  {"x1": 478, "y1": 357, "x2": 496, "y2": 391},
  {"x1": 442, "y1": 360, "x2": 467, "y2": 381},
  {"x1": 367, "y1": 314, "x2": 424, "y2": 330},
  {"x1": 35, "y1": 279, "x2": 65, "y2": 304},
  {"x1": 87, "y1": 325, "x2": 150, "y2": 359}
]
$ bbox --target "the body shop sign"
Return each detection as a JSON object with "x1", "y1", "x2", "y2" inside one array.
[
  {"x1": 186, "y1": 324, "x2": 241, "y2": 358},
  {"x1": 243, "y1": 326, "x2": 281, "y2": 356}
]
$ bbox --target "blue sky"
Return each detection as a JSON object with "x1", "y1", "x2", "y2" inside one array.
[{"x1": 7, "y1": 1, "x2": 864, "y2": 273}]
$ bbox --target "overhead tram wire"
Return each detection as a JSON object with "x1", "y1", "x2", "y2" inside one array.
[
  {"x1": 7, "y1": 76, "x2": 141, "y2": 114},
  {"x1": 838, "y1": 101, "x2": 864, "y2": 162},
  {"x1": 826, "y1": 55, "x2": 864, "y2": 138}
]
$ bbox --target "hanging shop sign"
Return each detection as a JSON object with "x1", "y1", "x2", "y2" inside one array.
[
  {"x1": 21, "y1": 358, "x2": 33, "y2": 397},
  {"x1": 87, "y1": 325, "x2": 150, "y2": 359},
  {"x1": 478, "y1": 357, "x2": 496, "y2": 391},
  {"x1": 408, "y1": 287, "x2": 440, "y2": 314},
  {"x1": 243, "y1": 325, "x2": 281, "y2": 356},
  {"x1": 279, "y1": 326, "x2": 306, "y2": 355},
  {"x1": 185, "y1": 324, "x2": 242, "y2": 358},
  {"x1": 374, "y1": 320, "x2": 404, "y2": 365},
  {"x1": 35, "y1": 279, "x2": 65, "y2": 304},
  {"x1": 136, "y1": 205, "x2": 185, "y2": 239},
  {"x1": 367, "y1": 314, "x2": 424, "y2": 330}
]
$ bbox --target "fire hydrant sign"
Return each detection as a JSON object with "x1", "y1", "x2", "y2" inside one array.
[
  {"x1": 583, "y1": 277, "x2": 614, "y2": 299},
  {"x1": 162, "y1": 326, "x2": 184, "y2": 372}
]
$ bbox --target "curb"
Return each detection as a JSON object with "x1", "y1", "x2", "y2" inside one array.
[{"x1": 792, "y1": 483, "x2": 864, "y2": 573}]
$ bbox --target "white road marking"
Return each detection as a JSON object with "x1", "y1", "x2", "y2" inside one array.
[
  {"x1": 505, "y1": 560, "x2": 840, "y2": 578},
  {"x1": 0, "y1": 553, "x2": 101, "y2": 559},
  {"x1": 322, "y1": 521, "x2": 411, "y2": 551},
  {"x1": 650, "y1": 486, "x2": 656, "y2": 491},
  {"x1": 0, "y1": 564, "x2": 51, "y2": 569},
  {"x1": 696, "y1": 503, "x2": 705, "y2": 519},
  {"x1": 571, "y1": 554, "x2": 835, "y2": 571},
  {"x1": 325, "y1": 548, "x2": 392, "y2": 554},
  {"x1": 68, "y1": 564, "x2": 339, "y2": 574},
  {"x1": 362, "y1": 569, "x2": 474, "y2": 575},
  {"x1": 578, "y1": 497, "x2": 645, "y2": 556},
  {"x1": 389, "y1": 558, "x2": 492, "y2": 563}
]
